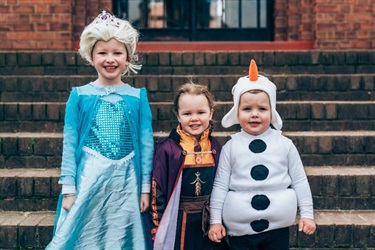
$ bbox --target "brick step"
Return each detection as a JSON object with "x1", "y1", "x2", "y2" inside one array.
[
  {"x1": 1, "y1": 51, "x2": 375, "y2": 75},
  {"x1": 140, "y1": 64, "x2": 375, "y2": 76},
  {"x1": 1, "y1": 101, "x2": 374, "y2": 132},
  {"x1": 1, "y1": 74, "x2": 374, "y2": 102},
  {"x1": 1, "y1": 131, "x2": 375, "y2": 168},
  {"x1": 306, "y1": 166, "x2": 375, "y2": 210},
  {"x1": 0, "y1": 211, "x2": 55, "y2": 249},
  {"x1": 0, "y1": 167, "x2": 374, "y2": 211},
  {"x1": 4, "y1": 120, "x2": 375, "y2": 134},
  {"x1": 0, "y1": 210, "x2": 374, "y2": 249},
  {"x1": 156, "y1": 131, "x2": 375, "y2": 166},
  {"x1": 0, "y1": 168, "x2": 59, "y2": 211}
]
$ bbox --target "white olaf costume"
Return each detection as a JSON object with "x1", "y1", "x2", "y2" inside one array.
[{"x1": 210, "y1": 60, "x2": 314, "y2": 236}]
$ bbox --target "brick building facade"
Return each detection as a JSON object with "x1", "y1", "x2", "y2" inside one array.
[{"x1": 0, "y1": 0, "x2": 374, "y2": 51}]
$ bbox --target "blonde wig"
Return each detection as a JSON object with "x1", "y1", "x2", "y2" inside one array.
[{"x1": 78, "y1": 11, "x2": 141, "y2": 75}]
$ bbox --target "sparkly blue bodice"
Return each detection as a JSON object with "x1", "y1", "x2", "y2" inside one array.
[{"x1": 85, "y1": 95, "x2": 134, "y2": 160}]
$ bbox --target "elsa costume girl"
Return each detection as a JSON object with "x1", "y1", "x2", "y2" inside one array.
[{"x1": 46, "y1": 11, "x2": 153, "y2": 250}]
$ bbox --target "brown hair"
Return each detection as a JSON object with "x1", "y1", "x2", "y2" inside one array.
[
  {"x1": 247, "y1": 89, "x2": 265, "y2": 94},
  {"x1": 243, "y1": 89, "x2": 271, "y2": 106},
  {"x1": 173, "y1": 82, "x2": 215, "y2": 114}
]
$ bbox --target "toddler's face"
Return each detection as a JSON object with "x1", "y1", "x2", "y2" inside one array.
[
  {"x1": 91, "y1": 39, "x2": 128, "y2": 85},
  {"x1": 238, "y1": 91, "x2": 271, "y2": 136},
  {"x1": 176, "y1": 94, "x2": 213, "y2": 140}
]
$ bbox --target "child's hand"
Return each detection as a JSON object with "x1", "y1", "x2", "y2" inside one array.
[
  {"x1": 140, "y1": 193, "x2": 150, "y2": 213},
  {"x1": 62, "y1": 195, "x2": 75, "y2": 212},
  {"x1": 299, "y1": 218, "x2": 316, "y2": 235},
  {"x1": 208, "y1": 224, "x2": 226, "y2": 243}
]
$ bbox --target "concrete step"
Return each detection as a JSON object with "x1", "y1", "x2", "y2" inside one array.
[
  {"x1": 1, "y1": 131, "x2": 375, "y2": 168},
  {"x1": 1, "y1": 74, "x2": 374, "y2": 102},
  {"x1": 1, "y1": 101, "x2": 374, "y2": 132},
  {"x1": 1, "y1": 51, "x2": 375, "y2": 75},
  {"x1": 0, "y1": 210, "x2": 374, "y2": 249},
  {"x1": 0, "y1": 166, "x2": 374, "y2": 211}
]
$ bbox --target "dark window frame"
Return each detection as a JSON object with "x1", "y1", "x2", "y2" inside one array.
[{"x1": 113, "y1": 0, "x2": 274, "y2": 41}]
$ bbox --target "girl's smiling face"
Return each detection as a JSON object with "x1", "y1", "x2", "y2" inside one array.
[
  {"x1": 176, "y1": 94, "x2": 213, "y2": 140},
  {"x1": 91, "y1": 39, "x2": 129, "y2": 86},
  {"x1": 238, "y1": 91, "x2": 272, "y2": 136}
]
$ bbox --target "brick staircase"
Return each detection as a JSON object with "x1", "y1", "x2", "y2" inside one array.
[{"x1": 0, "y1": 51, "x2": 375, "y2": 249}]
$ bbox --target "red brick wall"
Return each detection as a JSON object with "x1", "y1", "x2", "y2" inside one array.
[
  {"x1": 71, "y1": 0, "x2": 112, "y2": 50},
  {"x1": 0, "y1": 0, "x2": 74, "y2": 50},
  {"x1": 0, "y1": 0, "x2": 374, "y2": 50},
  {"x1": 274, "y1": 0, "x2": 375, "y2": 49},
  {"x1": 0, "y1": 0, "x2": 112, "y2": 51},
  {"x1": 313, "y1": 0, "x2": 375, "y2": 49}
]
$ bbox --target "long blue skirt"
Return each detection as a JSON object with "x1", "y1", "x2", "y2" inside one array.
[{"x1": 46, "y1": 147, "x2": 146, "y2": 250}]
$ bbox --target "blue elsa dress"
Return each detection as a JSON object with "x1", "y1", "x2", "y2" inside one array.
[{"x1": 46, "y1": 83, "x2": 154, "y2": 250}]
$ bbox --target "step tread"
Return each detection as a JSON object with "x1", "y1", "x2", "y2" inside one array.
[
  {"x1": 0, "y1": 211, "x2": 55, "y2": 226},
  {"x1": 305, "y1": 166, "x2": 375, "y2": 175},
  {"x1": 0, "y1": 168, "x2": 59, "y2": 177},
  {"x1": 1, "y1": 210, "x2": 374, "y2": 226},
  {"x1": 314, "y1": 210, "x2": 375, "y2": 225}
]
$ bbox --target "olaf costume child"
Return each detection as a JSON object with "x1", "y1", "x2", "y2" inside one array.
[{"x1": 210, "y1": 60, "x2": 314, "y2": 239}]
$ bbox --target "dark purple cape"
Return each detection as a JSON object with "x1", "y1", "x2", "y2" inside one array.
[{"x1": 152, "y1": 129, "x2": 222, "y2": 202}]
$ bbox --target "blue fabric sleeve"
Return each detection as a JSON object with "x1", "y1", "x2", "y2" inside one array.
[
  {"x1": 59, "y1": 87, "x2": 79, "y2": 186},
  {"x1": 139, "y1": 88, "x2": 154, "y2": 193}
]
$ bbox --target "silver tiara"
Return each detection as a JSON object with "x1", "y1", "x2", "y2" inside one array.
[{"x1": 94, "y1": 10, "x2": 120, "y2": 27}]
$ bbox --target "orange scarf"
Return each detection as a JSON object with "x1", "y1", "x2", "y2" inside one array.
[{"x1": 176, "y1": 125, "x2": 214, "y2": 165}]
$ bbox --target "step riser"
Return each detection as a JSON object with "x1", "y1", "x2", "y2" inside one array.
[
  {"x1": 1, "y1": 91, "x2": 374, "y2": 102},
  {"x1": 0, "y1": 224, "x2": 373, "y2": 249},
  {"x1": 3, "y1": 153, "x2": 365, "y2": 168},
  {"x1": 1, "y1": 51, "x2": 375, "y2": 75},
  {"x1": 0, "y1": 211, "x2": 54, "y2": 250},
  {"x1": 0, "y1": 121, "x2": 64, "y2": 133},
  {"x1": 291, "y1": 224, "x2": 375, "y2": 249},
  {"x1": 1, "y1": 174, "x2": 374, "y2": 211},
  {"x1": 0, "y1": 200, "x2": 57, "y2": 212},
  {"x1": 0, "y1": 133, "x2": 374, "y2": 154},
  {"x1": 2, "y1": 120, "x2": 375, "y2": 133},
  {"x1": 309, "y1": 174, "x2": 375, "y2": 209},
  {"x1": 1, "y1": 75, "x2": 374, "y2": 102},
  {"x1": 1, "y1": 135, "x2": 375, "y2": 167},
  {"x1": 0, "y1": 176, "x2": 59, "y2": 208},
  {"x1": 2, "y1": 197, "x2": 374, "y2": 212},
  {"x1": 1, "y1": 102, "x2": 374, "y2": 132},
  {"x1": 0, "y1": 225, "x2": 52, "y2": 249},
  {"x1": 141, "y1": 65, "x2": 375, "y2": 75}
]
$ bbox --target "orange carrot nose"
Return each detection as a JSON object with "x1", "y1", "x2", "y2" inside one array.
[{"x1": 249, "y1": 59, "x2": 258, "y2": 81}]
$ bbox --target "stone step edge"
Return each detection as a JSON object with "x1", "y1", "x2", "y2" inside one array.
[
  {"x1": 0, "y1": 210, "x2": 374, "y2": 226},
  {"x1": 1, "y1": 131, "x2": 375, "y2": 138},
  {"x1": 0, "y1": 168, "x2": 60, "y2": 177},
  {"x1": 1, "y1": 166, "x2": 375, "y2": 178}
]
